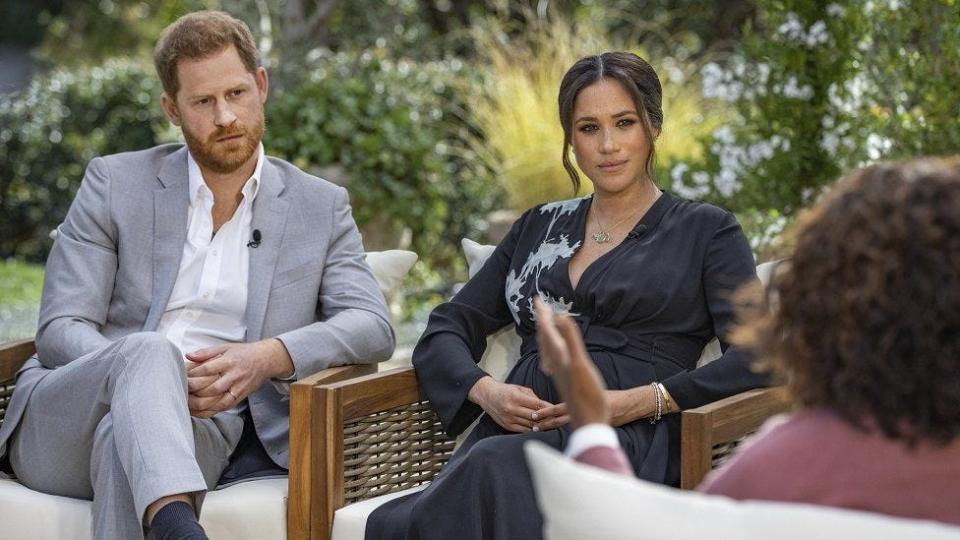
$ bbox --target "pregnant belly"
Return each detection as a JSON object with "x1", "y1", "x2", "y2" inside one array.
[{"x1": 505, "y1": 350, "x2": 659, "y2": 404}]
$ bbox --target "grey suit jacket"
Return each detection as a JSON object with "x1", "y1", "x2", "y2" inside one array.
[{"x1": 0, "y1": 144, "x2": 395, "y2": 468}]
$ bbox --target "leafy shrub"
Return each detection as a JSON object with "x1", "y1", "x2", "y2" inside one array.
[
  {"x1": 0, "y1": 60, "x2": 168, "y2": 260},
  {"x1": 266, "y1": 49, "x2": 501, "y2": 272},
  {"x1": 667, "y1": 0, "x2": 960, "y2": 255},
  {"x1": 1, "y1": 49, "x2": 501, "y2": 280}
]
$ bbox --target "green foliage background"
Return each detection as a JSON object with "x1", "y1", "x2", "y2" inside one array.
[
  {"x1": 2, "y1": 0, "x2": 959, "y2": 323},
  {"x1": 0, "y1": 61, "x2": 168, "y2": 260},
  {"x1": 667, "y1": 0, "x2": 960, "y2": 258},
  {"x1": 267, "y1": 50, "x2": 500, "y2": 271}
]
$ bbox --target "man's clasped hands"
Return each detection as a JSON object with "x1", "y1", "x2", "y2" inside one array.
[{"x1": 185, "y1": 338, "x2": 294, "y2": 418}]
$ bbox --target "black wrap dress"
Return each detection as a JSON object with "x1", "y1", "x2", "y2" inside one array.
[{"x1": 366, "y1": 192, "x2": 768, "y2": 539}]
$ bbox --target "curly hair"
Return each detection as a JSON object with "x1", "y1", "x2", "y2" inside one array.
[{"x1": 734, "y1": 157, "x2": 960, "y2": 445}]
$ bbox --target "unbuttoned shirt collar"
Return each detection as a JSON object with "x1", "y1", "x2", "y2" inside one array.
[
  {"x1": 158, "y1": 143, "x2": 265, "y2": 364},
  {"x1": 187, "y1": 143, "x2": 264, "y2": 208}
]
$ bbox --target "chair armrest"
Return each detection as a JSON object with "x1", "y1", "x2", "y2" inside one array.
[
  {"x1": 297, "y1": 366, "x2": 455, "y2": 539},
  {"x1": 0, "y1": 338, "x2": 35, "y2": 384},
  {"x1": 287, "y1": 363, "x2": 378, "y2": 540},
  {"x1": 679, "y1": 386, "x2": 791, "y2": 489},
  {"x1": 1, "y1": 338, "x2": 36, "y2": 429}
]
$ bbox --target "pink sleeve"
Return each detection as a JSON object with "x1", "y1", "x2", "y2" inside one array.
[
  {"x1": 698, "y1": 414, "x2": 793, "y2": 496},
  {"x1": 697, "y1": 460, "x2": 746, "y2": 496}
]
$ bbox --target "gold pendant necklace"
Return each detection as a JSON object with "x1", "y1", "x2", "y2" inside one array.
[
  {"x1": 591, "y1": 230, "x2": 612, "y2": 244},
  {"x1": 591, "y1": 205, "x2": 637, "y2": 244},
  {"x1": 590, "y1": 188, "x2": 663, "y2": 244}
]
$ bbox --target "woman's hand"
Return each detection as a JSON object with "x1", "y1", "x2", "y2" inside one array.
[
  {"x1": 535, "y1": 387, "x2": 661, "y2": 428},
  {"x1": 605, "y1": 387, "x2": 657, "y2": 427},
  {"x1": 468, "y1": 376, "x2": 552, "y2": 433},
  {"x1": 534, "y1": 298, "x2": 610, "y2": 429},
  {"x1": 535, "y1": 298, "x2": 663, "y2": 427}
]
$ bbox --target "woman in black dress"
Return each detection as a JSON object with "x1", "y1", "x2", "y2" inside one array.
[{"x1": 367, "y1": 51, "x2": 767, "y2": 539}]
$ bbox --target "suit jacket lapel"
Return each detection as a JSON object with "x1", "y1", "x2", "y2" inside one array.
[
  {"x1": 144, "y1": 147, "x2": 190, "y2": 331},
  {"x1": 244, "y1": 159, "x2": 289, "y2": 341}
]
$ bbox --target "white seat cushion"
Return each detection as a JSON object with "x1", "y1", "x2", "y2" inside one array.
[
  {"x1": 0, "y1": 476, "x2": 288, "y2": 539},
  {"x1": 200, "y1": 478, "x2": 288, "y2": 539},
  {"x1": 331, "y1": 486, "x2": 426, "y2": 540},
  {"x1": 0, "y1": 478, "x2": 92, "y2": 539},
  {"x1": 524, "y1": 441, "x2": 960, "y2": 540}
]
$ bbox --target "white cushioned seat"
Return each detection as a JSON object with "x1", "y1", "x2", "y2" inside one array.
[
  {"x1": 0, "y1": 478, "x2": 92, "y2": 539},
  {"x1": 524, "y1": 441, "x2": 960, "y2": 540},
  {"x1": 0, "y1": 477, "x2": 288, "y2": 539},
  {"x1": 200, "y1": 478, "x2": 288, "y2": 539},
  {"x1": 331, "y1": 486, "x2": 426, "y2": 540}
]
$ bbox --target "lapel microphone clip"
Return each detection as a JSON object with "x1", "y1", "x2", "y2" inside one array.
[{"x1": 247, "y1": 229, "x2": 262, "y2": 248}]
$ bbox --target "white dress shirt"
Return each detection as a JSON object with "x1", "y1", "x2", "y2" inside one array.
[
  {"x1": 564, "y1": 423, "x2": 621, "y2": 459},
  {"x1": 157, "y1": 145, "x2": 263, "y2": 360}
]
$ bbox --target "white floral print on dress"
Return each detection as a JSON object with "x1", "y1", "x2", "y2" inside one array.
[{"x1": 504, "y1": 198, "x2": 584, "y2": 324}]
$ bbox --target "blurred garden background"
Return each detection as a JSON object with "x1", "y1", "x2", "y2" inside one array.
[{"x1": 1, "y1": 0, "x2": 958, "y2": 346}]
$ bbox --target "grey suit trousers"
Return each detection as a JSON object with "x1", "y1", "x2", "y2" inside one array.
[{"x1": 7, "y1": 332, "x2": 244, "y2": 539}]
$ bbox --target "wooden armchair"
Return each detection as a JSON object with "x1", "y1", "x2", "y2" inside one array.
[
  {"x1": 305, "y1": 366, "x2": 792, "y2": 539},
  {"x1": 0, "y1": 337, "x2": 375, "y2": 540}
]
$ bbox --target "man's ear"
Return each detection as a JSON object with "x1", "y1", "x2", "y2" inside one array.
[
  {"x1": 160, "y1": 93, "x2": 181, "y2": 127},
  {"x1": 256, "y1": 67, "x2": 269, "y2": 104}
]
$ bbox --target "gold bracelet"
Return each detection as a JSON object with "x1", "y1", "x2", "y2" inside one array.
[
  {"x1": 649, "y1": 382, "x2": 663, "y2": 423},
  {"x1": 656, "y1": 383, "x2": 675, "y2": 413}
]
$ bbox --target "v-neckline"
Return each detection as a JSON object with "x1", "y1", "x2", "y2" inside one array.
[{"x1": 565, "y1": 192, "x2": 672, "y2": 295}]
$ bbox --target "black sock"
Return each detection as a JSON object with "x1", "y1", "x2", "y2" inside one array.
[{"x1": 148, "y1": 500, "x2": 208, "y2": 540}]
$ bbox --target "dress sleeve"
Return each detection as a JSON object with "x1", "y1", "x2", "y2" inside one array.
[
  {"x1": 661, "y1": 211, "x2": 770, "y2": 410},
  {"x1": 413, "y1": 209, "x2": 533, "y2": 436}
]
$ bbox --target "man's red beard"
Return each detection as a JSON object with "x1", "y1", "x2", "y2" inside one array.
[{"x1": 182, "y1": 111, "x2": 265, "y2": 175}]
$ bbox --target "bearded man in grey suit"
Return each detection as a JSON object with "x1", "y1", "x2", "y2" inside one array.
[{"x1": 0, "y1": 11, "x2": 394, "y2": 540}]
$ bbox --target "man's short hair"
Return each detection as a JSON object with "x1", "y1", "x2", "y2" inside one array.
[{"x1": 154, "y1": 10, "x2": 259, "y2": 98}]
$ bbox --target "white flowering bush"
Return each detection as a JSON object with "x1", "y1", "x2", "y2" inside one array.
[{"x1": 667, "y1": 0, "x2": 960, "y2": 258}]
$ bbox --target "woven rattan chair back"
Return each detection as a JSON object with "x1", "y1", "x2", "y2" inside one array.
[{"x1": 341, "y1": 399, "x2": 455, "y2": 504}]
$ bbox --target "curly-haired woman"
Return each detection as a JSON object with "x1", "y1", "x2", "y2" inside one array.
[{"x1": 697, "y1": 157, "x2": 960, "y2": 524}]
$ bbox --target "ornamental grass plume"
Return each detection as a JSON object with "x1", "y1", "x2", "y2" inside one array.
[{"x1": 468, "y1": 9, "x2": 727, "y2": 211}]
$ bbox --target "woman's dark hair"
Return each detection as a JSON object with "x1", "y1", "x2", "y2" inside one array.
[
  {"x1": 557, "y1": 52, "x2": 663, "y2": 194},
  {"x1": 734, "y1": 157, "x2": 960, "y2": 445}
]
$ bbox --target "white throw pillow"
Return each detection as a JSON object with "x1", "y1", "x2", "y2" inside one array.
[
  {"x1": 524, "y1": 441, "x2": 960, "y2": 540},
  {"x1": 461, "y1": 238, "x2": 522, "y2": 382},
  {"x1": 365, "y1": 249, "x2": 418, "y2": 305},
  {"x1": 461, "y1": 238, "x2": 496, "y2": 278}
]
